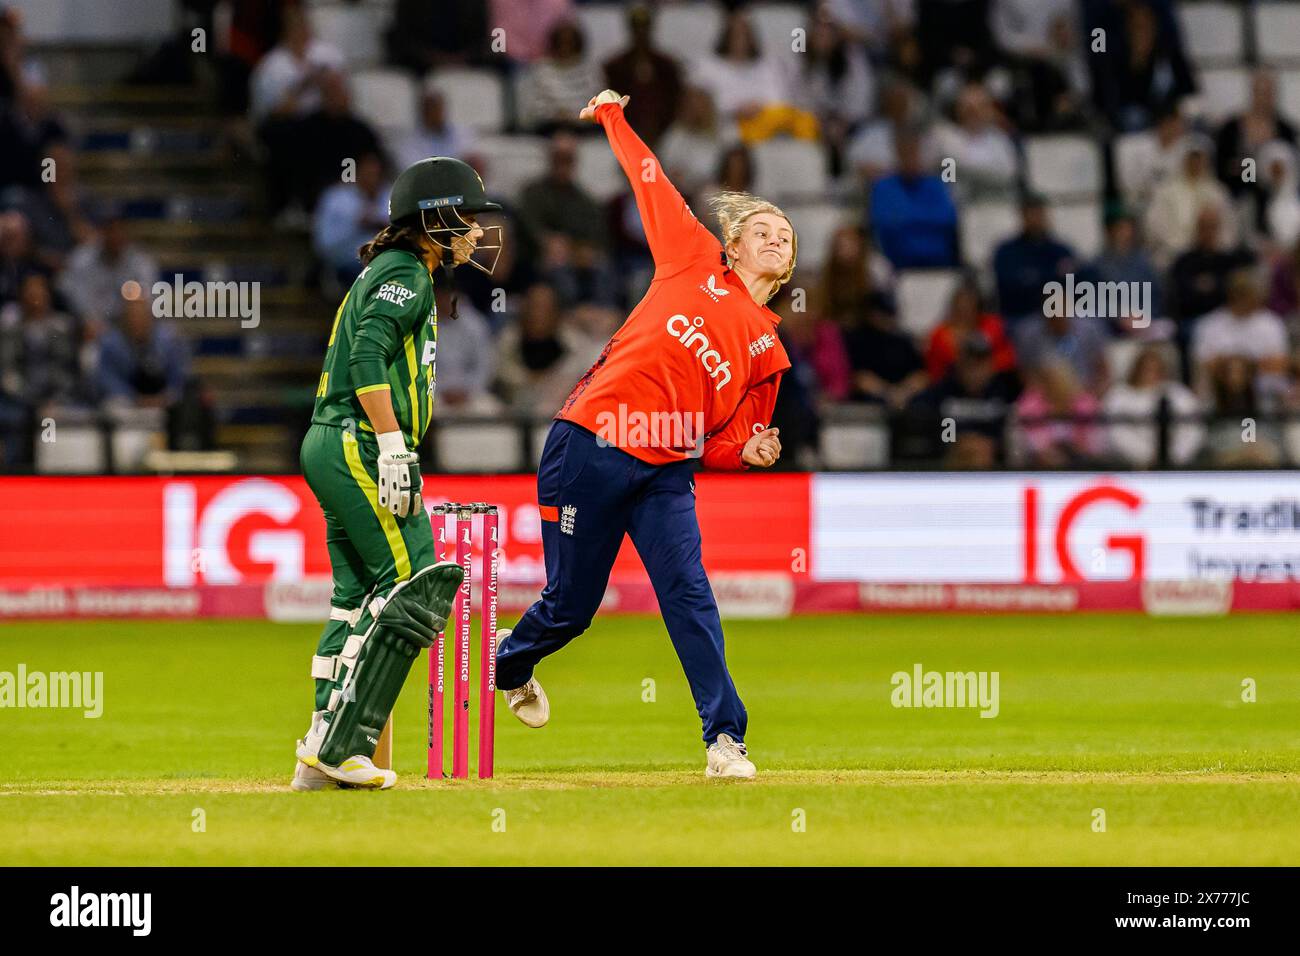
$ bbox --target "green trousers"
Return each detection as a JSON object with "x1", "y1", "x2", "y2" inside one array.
[{"x1": 300, "y1": 423, "x2": 438, "y2": 709}]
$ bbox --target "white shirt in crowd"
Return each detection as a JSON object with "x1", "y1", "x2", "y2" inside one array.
[
  {"x1": 1193, "y1": 307, "x2": 1289, "y2": 365},
  {"x1": 249, "y1": 39, "x2": 345, "y2": 124},
  {"x1": 1103, "y1": 380, "x2": 1204, "y2": 467}
]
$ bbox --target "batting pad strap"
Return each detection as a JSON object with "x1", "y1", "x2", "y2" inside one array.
[{"x1": 311, "y1": 655, "x2": 340, "y2": 680}]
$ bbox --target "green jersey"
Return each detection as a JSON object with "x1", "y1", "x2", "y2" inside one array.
[{"x1": 312, "y1": 249, "x2": 438, "y2": 446}]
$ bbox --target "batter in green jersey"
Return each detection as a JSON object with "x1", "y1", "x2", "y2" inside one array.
[{"x1": 292, "y1": 157, "x2": 503, "y2": 792}]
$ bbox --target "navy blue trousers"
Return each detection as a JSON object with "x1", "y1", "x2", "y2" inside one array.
[{"x1": 496, "y1": 420, "x2": 747, "y2": 745}]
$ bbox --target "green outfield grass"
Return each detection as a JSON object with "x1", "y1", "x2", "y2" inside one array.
[{"x1": 2, "y1": 614, "x2": 1297, "y2": 865}]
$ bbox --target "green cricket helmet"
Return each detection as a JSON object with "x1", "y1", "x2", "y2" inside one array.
[{"x1": 389, "y1": 156, "x2": 503, "y2": 275}]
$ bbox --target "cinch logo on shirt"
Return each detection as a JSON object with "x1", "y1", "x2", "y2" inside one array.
[
  {"x1": 699, "y1": 273, "x2": 730, "y2": 302},
  {"x1": 666, "y1": 313, "x2": 732, "y2": 391},
  {"x1": 375, "y1": 282, "x2": 417, "y2": 307},
  {"x1": 748, "y1": 333, "x2": 776, "y2": 357}
]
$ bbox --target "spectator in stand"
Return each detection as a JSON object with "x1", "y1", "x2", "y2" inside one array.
[
  {"x1": 848, "y1": 80, "x2": 926, "y2": 185},
  {"x1": 993, "y1": 194, "x2": 1076, "y2": 325},
  {"x1": 385, "y1": 0, "x2": 489, "y2": 74},
  {"x1": 909, "y1": 330, "x2": 1020, "y2": 468},
  {"x1": 692, "y1": 9, "x2": 818, "y2": 145},
  {"x1": 824, "y1": 0, "x2": 915, "y2": 59},
  {"x1": 496, "y1": 283, "x2": 597, "y2": 415},
  {"x1": 0, "y1": 209, "x2": 36, "y2": 307},
  {"x1": 698, "y1": 143, "x2": 755, "y2": 236},
  {"x1": 0, "y1": 74, "x2": 67, "y2": 191},
  {"x1": 394, "y1": 85, "x2": 475, "y2": 172},
  {"x1": 1167, "y1": 205, "x2": 1255, "y2": 335},
  {"x1": 1087, "y1": 0, "x2": 1195, "y2": 133},
  {"x1": 1103, "y1": 345, "x2": 1203, "y2": 467},
  {"x1": 1014, "y1": 304, "x2": 1109, "y2": 393},
  {"x1": 914, "y1": 0, "x2": 996, "y2": 92},
  {"x1": 59, "y1": 213, "x2": 159, "y2": 327},
  {"x1": 1192, "y1": 270, "x2": 1291, "y2": 406},
  {"x1": 796, "y1": 10, "x2": 875, "y2": 173},
  {"x1": 93, "y1": 294, "x2": 191, "y2": 411},
  {"x1": 297, "y1": 71, "x2": 384, "y2": 214},
  {"x1": 519, "y1": 132, "x2": 612, "y2": 305},
  {"x1": 602, "y1": 4, "x2": 682, "y2": 147},
  {"x1": 1214, "y1": 71, "x2": 1297, "y2": 217},
  {"x1": 992, "y1": 0, "x2": 1090, "y2": 132},
  {"x1": 1145, "y1": 137, "x2": 1234, "y2": 269},
  {"x1": 869, "y1": 129, "x2": 959, "y2": 269},
  {"x1": 819, "y1": 223, "x2": 890, "y2": 329},
  {"x1": 0, "y1": 272, "x2": 81, "y2": 465},
  {"x1": 774, "y1": 289, "x2": 852, "y2": 403},
  {"x1": 1118, "y1": 108, "x2": 1188, "y2": 212},
  {"x1": 313, "y1": 152, "x2": 391, "y2": 287},
  {"x1": 1086, "y1": 208, "x2": 1163, "y2": 325},
  {"x1": 1268, "y1": 240, "x2": 1300, "y2": 322},
  {"x1": 248, "y1": 7, "x2": 343, "y2": 125},
  {"x1": 1259, "y1": 141, "x2": 1300, "y2": 250},
  {"x1": 517, "y1": 20, "x2": 603, "y2": 135},
  {"x1": 658, "y1": 87, "x2": 734, "y2": 198},
  {"x1": 844, "y1": 293, "x2": 929, "y2": 408},
  {"x1": 1205, "y1": 354, "x2": 1281, "y2": 466},
  {"x1": 250, "y1": 7, "x2": 347, "y2": 218},
  {"x1": 925, "y1": 278, "x2": 1016, "y2": 383},
  {"x1": 429, "y1": 294, "x2": 501, "y2": 417},
  {"x1": 487, "y1": 0, "x2": 575, "y2": 65},
  {"x1": 1015, "y1": 359, "x2": 1105, "y2": 468},
  {"x1": 930, "y1": 82, "x2": 1020, "y2": 202}
]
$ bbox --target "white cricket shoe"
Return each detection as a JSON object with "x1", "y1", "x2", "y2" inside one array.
[
  {"x1": 503, "y1": 676, "x2": 549, "y2": 728},
  {"x1": 706, "y1": 734, "x2": 756, "y2": 779},
  {"x1": 290, "y1": 745, "x2": 338, "y2": 791},
  {"x1": 294, "y1": 710, "x2": 396, "y2": 789}
]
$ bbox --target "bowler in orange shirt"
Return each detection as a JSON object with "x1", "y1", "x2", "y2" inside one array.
[{"x1": 496, "y1": 90, "x2": 795, "y2": 779}]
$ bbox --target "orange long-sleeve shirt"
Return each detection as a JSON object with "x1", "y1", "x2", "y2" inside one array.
[{"x1": 557, "y1": 103, "x2": 791, "y2": 471}]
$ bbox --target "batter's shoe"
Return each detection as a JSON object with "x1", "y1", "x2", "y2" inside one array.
[
  {"x1": 706, "y1": 734, "x2": 756, "y2": 779},
  {"x1": 290, "y1": 751, "x2": 338, "y2": 791},
  {"x1": 296, "y1": 710, "x2": 397, "y2": 789}
]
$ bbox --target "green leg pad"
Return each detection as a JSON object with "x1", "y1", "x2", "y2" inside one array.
[{"x1": 319, "y1": 562, "x2": 464, "y2": 766}]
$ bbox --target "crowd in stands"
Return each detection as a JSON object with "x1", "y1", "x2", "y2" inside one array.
[
  {"x1": 0, "y1": 4, "x2": 210, "y2": 468},
  {"x1": 8, "y1": 0, "x2": 1300, "y2": 473}
]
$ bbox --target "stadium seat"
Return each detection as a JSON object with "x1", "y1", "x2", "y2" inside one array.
[
  {"x1": 35, "y1": 424, "x2": 104, "y2": 473},
  {"x1": 578, "y1": 4, "x2": 629, "y2": 67},
  {"x1": 529, "y1": 422, "x2": 553, "y2": 469},
  {"x1": 781, "y1": 202, "x2": 847, "y2": 274},
  {"x1": 435, "y1": 422, "x2": 521, "y2": 473},
  {"x1": 656, "y1": 3, "x2": 725, "y2": 65},
  {"x1": 1254, "y1": 3, "x2": 1300, "y2": 65},
  {"x1": 819, "y1": 409, "x2": 890, "y2": 469},
  {"x1": 576, "y1": 137, "x2": 627, "y2": 201},
  {"x1": 753, "y1": 139, "x2": 829, "y2": 203},
  {"x1": 1178, "y1": 2, "x2": 1244, "y2": 65},
  {"x1": 310, "y1": 2, "x2": 386, "y2": 69},
  {"x1": 1111, "y1": 131, "x2": 1152, "y2": 208},
  {"x1": 427, "y1": 68, "x2": 506, "y2": 134},
  {"x1": 351, "y1": 69, "x2": 418, "y2": 136},
  {"x1": 1193, "y1": 68, "x2": 1251, "y2": 123},
  {"x1": 473, "y1": 135, "x2": 549, "y2": 204},
  {"x1": 1025, "y1": 135, "x2": 1101, "y2": 200},
  {"x1": 751, "y1": 3, "x2": 807, "y2": 67},
  {"x1": 1279, "y1": 70, "x2": 1300, "y2": 126},
  {"x1": 1051, "y1": 202, "x2": 1103, "y2": 260},
  {"x1": 896, "y1": 270, "x2": 962, "y2": 340},
  {"x1": 959, "y1": 200, "x2": 1019, "y2": 274}
]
